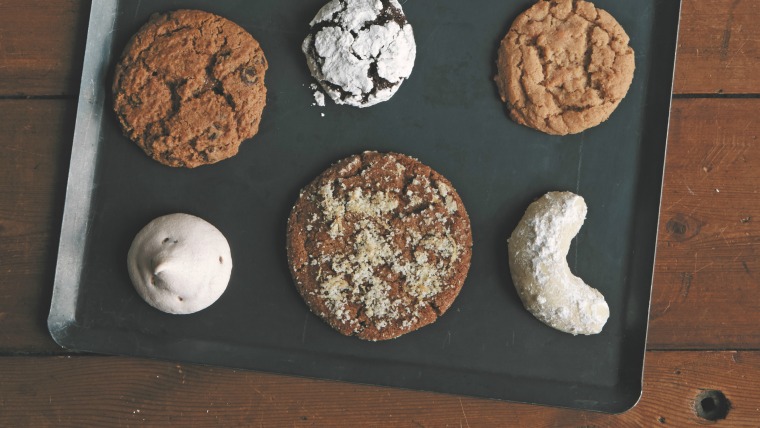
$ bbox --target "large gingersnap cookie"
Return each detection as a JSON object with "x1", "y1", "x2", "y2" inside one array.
[
  {"x1": 495, "y1": 0, "x2": 635, "y2": 135},
  {"x1": 286, "y1": 152, "x2": 472, "y2": 341},
  {"x1": 113, "y1": 9, "x2": 267, "y2": 168}
]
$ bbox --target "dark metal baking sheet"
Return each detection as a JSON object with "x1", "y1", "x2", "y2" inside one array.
[{"x1": 49, "y1": 0, "x2": 681, "y2": 413}]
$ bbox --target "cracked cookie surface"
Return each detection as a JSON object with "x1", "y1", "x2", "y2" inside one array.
[
  {"x1": 113, "y1": 9, "x2": 267, "y2": 168},
  {"x1": 287, "y1": 152, "x2": 472, "y2": 341},
  {"x1": 495, "y1": 0, "x2": 635, "y2": 135},
  {"x1": 302, "y1": 0, "x2": 416, "y2": 108}
]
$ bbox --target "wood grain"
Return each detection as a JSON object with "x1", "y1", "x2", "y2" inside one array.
[
  {"x1": 0, "y1": 352, "x2": 757, "y2": 426},
  {"x1": 674, "y1": 0, "x2": 760, "y2": 94},
  {"x1": 0, "y1": 0, "x2": 89, "y2": 97},
  {"x1": 3, "y1": 98, "x2": 760, "y2": 353},
  {"x1": 650, "y1": 99, "x2": 760, "y2": 348},
  {"x1": 0, "y1": 100, "x2": 75, "y2": 353},
  {"x1": 2, "y1": 0, "x2": 760, "y2": 425},
  {"x1": 1, "y1": 0, "x2": 759, "y2": 97}
]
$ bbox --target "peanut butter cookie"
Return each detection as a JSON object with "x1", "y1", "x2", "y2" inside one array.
[{"x1": 495, "y1": 0, "x2": 635, "y2": 135}]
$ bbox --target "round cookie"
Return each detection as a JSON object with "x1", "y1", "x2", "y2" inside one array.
[
  {"x1": 494, "y1": 0, "x2": 635, "y2": 135},
  {"x1": 302, "y1": 0, "x2": 416, "y2": 108},
  {"x1": 287, "y1": 152, "x2": 472, "y2": 341},
  {"x1": 127, "y1": 213, "x2": 233, "y2": 314},
  {"x1": 113, "y1": 9, "x2": 268, "y2": 168}
]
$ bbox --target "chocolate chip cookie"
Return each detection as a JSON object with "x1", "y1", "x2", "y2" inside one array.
[
  {"x1": 495, "y1": 0, "x2": 635, "y2": 135},
  {"x1": 113, "y1": 9, "x2": 268, "y2": 168},
  {"x1": 287, "y1": 152, "x2": 472, "y2": 341}
]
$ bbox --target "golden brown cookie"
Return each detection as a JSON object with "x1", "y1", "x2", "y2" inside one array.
[
  {"x1": 495, "y1": 0, "x2": 635, "y2": 135},
  {"x1": 286, "y1": 152, "x2": 473, "y2": 341},
  {"x1": 113, "y1": 10, "x2": 267, "y2": 168}
]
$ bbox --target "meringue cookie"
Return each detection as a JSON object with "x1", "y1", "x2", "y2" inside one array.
[{"x1": 127, "y1": 213, "x2": 232, "y2": 314}]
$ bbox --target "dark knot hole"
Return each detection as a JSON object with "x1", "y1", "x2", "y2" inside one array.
[{"x1": 694, "y1": 390, "x2": 730, "y2": 421}]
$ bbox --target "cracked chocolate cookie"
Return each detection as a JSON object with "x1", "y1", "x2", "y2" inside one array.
[
  {"x1": 287, "y1": 152, "x2": 472, "y2": 341},
  {"x1": 113, "y1": 9, "x2": 267, "y2": 168},
  {"x1": 302, "y1": 0, "x2": 416, "y2": 108},
  {"x1": 494, "y1": 0, "x2": 635, "y2": 135}
]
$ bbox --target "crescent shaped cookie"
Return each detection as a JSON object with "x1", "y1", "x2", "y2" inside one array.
[{"x1": 508, "y1": 192, "x2": 609, "y2": 335}]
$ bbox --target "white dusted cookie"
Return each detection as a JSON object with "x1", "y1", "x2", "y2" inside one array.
[
  {"x1": 302, "y1": 0, "x2": 416, "y2": 107},
  {"x1": 127, "y1": 213, "x2": 232, "y2": 314},
  {"x1": 508, "y1": 192, "x2": 609, "y2": 335}
]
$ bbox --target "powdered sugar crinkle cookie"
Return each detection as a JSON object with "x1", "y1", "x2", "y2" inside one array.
[{"x1": 302, "y1": 0, "x2": 416, "y2": 107}]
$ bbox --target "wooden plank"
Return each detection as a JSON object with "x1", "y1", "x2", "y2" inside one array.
[
  {"x1": 0, "y1": 352, "x2": 757, "y2": 426},
  {"x1": 0, "y1": 100, "x2": 75, "y2": 353},
  {"x1": 1, "y1": 98, "x2": 759, "y2": 352},
  {"x1": 650, "y1": 98, "x2": 760, "y2": 348},
  {"x1": 0, "y1": 0, "x2": 89, "y2": 97},
  {"x1": 675, "y1": 0, "x2": 760, "y2": 94},
  {"x1": 0, "y1": 0, "x2": 758, "y2": 97}
]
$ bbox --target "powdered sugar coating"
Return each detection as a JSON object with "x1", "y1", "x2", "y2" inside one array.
[
  {"x1": 507, "y1": 192, "x2": 609, "y2": 335},
  {"x1": 302, "y1": 0, "x2": 416, "y2": 107}
]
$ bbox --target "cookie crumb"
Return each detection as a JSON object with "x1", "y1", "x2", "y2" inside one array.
[{"x1": 314, "y1": 90, "x2": 326, "y2": 107}]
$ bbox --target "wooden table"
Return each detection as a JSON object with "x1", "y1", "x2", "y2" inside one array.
[{"x1": 2, "y1": 1, "x2": 759, "y2": 425}]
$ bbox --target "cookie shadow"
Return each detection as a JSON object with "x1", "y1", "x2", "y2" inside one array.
[
  {"x1": 493, "y1": 193, "x2": 537, "y2": 304},
  {"x1": 489, "y1": 3, "x2": 527, "y2": 78}
]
